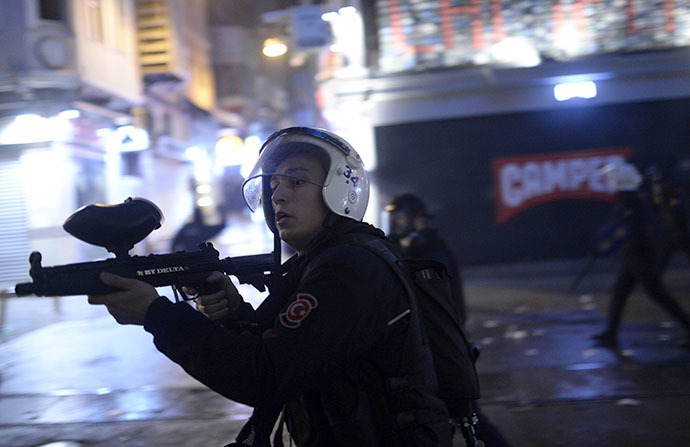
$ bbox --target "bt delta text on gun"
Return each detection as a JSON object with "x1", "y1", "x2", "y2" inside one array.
[{"x1": 15, "y1": 197, "x2": 276, "y2": 300}]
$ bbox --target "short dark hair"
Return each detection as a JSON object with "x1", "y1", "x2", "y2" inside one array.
[{"x1": 263, "y1": 142, "x2": 331, "y2": 174}]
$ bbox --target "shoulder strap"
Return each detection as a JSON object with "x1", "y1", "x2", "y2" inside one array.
[{"x1": 342, "y1": 235, "x2": 425, "y2": 337}]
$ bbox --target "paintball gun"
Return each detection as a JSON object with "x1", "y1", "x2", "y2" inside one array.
[{"x1": 15, "y1": 197, "x2": 275, "y2": 299}]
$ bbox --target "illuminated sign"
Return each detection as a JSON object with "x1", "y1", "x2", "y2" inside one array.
[
  {"x1": 491, "y1": 147, "x2": 633, "y2": 224},
  {"x1": 376, "y1": 0, "x2": 690, "y2": 73},
  {"x1": 105, "y1": 126, "x2": 149, "y2": 152},
  {"x1": 291, "y1": 5, "x2": 330, "y2": 49}
]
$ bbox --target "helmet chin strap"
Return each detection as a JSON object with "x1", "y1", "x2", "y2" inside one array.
[{"x1": 271, "y1": 231, "x2": 282, "y2": 296}]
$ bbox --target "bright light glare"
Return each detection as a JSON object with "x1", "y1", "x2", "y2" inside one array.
[
  {"x1": 240, "y1": 136, "x2": 262, "y2": 179},
  {"x1": 197, "y1": 196, "x2": 213, "y2": 207},
  {"x1": 186, "y1": 146, "x2": 212, "y2": 183},
  {"x1": 0, "y1": 114, "x2": 72, "y2": 144},
  {"x1": 263, "y1": 38, "x2": 287, "y2": 57},
  {"x1": 555, "y1": 25, "x2": 580, "y2": 57},
  {"x1": 244, "y1": 135, "x2": 261, "y2": 150},
  {"x1": 554, "y1": 81, "x2": 597, "y2": 101},
  {"x1": 112, "y1": 125, "x2": 149, "y2": 152},
  {"x1": 321, "y1": 11, "x2": 339, "y2": 22},
  {"x1": 326, "y1": 5, "x2": 365, "y2": 76},
  {"x1": 488, "y1": 37, "x2": 541, "y2": 67},
  {"x1": 20, "y1": 149, "x2": 77, "y2": 228},
  {"x1": 215, "y1": 135, "x2": 244, "y2": 166},
  {"x1": 6, "y1": 114, "x2": 48, "y2": 140},
  {"x1": 58, "y1": 109, "x2": 81, "y2": 119},
  {"x1": 196, "y1": 184, "x2": 212, "y2": 194},
  {"x1": 185, "y1": 145, "x2": 205, "y2": 161}
]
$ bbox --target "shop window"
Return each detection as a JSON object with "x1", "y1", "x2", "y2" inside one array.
[
  {"x1": 75, "y1": 158, "x2": 106, "y2": 208},
  {"x1": 39, "y1": 0, "x2": 66, "y2": 22},
  {"x1": 121, "y1": 151, "x2": 142, "y2": 177}
]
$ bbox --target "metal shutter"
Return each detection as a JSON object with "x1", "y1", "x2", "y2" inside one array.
[{"x1": 0, "y1": 158, "x2": 30, "y2": 288}]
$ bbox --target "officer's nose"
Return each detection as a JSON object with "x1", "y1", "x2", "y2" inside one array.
[{"x1": 271, "y1": 179, "x2": 288, "y2": 204}]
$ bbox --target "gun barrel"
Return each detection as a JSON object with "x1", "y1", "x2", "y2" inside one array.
[
  {"x1": 221, "y1": 253, "x2": 274, "y2": 274},
  {"x1": 15, "y1": 282, "x2": 36, "y2": 296}
]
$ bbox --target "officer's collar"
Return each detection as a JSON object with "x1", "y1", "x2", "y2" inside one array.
[{"x1": 299, "y1": 214, "x2": 382, "y2": 257}]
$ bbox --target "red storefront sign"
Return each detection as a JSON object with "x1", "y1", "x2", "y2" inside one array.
[{"x1": 491, "y1": 147, "x2": 633, "y2": 224}]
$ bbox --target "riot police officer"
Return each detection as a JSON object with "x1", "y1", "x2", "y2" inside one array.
[
  {"x1": 386, "y1": 193, "x2": 513, "y2": 447},
  {"x1": 88, "y1": 127, "x2": 452, "y2": 446},
  {"x1": 646, "y1": 165, "x2": 690, "y2": 270},
  {"x1": 386, "y1": 193, "x2": 467, "y2": 325}
]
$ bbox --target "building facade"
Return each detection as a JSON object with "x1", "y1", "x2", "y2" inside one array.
[
  {"x1": 0, "y1": 0, "x2": 223, "y2": 287},
  {"x1": 317, "y1": 0, "x2": 690, "y2": 265}
]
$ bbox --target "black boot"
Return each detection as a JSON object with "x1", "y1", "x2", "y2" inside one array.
[{"x1": 591, "y1": 330, "x2": 619, "y2": 348}]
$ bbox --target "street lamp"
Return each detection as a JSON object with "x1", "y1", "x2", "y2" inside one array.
[{"x1": 262, "y1": 38, "x2": 288, "y2": 57}]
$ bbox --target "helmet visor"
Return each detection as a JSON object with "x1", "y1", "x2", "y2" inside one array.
[
  {"x1": 242, "y1": 173, "x2": 327, "y2": 212},
  {"x1": 241, "y1": 130, "x2": 336, "y2": 213}
]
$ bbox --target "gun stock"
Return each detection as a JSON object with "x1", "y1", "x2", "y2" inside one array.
[{"x1": 15, "y1": 243, "x2": 274, "y2": 298}]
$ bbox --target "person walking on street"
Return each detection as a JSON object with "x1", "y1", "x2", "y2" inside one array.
[{"x1": 591, "y1": 162, "x2": 690, "y2": 348}]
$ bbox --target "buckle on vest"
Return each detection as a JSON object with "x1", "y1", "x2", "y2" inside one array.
[
  {"x1": 386, "y1": 376, "x2": 410, "y2": 393},
  {"x1": 395, "y1": 411, "x2": 415, "y2": 428}
]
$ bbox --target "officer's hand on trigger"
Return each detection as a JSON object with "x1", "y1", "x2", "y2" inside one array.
[{"x1": 191, "y1": 271, "x2": 244, "y2": 322}]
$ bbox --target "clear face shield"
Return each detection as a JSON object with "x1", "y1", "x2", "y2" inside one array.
[
  {"x1": 242, "y1": 172, "x2": 326, "y2": 213},
  {"x1": 241, "y1": 134, "x2": 332, "y2": 213}
]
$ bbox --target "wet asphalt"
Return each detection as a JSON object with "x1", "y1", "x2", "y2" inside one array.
[{"x1": 1, "y1": 259, "x2": 689, "y2": 447}]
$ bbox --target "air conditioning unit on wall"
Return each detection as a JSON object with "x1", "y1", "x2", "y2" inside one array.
[{"x1": 28, "y1": 24, "x2": 76, "y2": 72}]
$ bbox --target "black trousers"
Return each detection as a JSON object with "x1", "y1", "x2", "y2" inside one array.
[
  {"x1": 472, "y1": 402, "x2": 512, "y2": 447},
  {"x1": 604, "y1": 253, "x2": 690, "y2": 334},
  {"x1": 659, "y1": 241, "x2": 690, "y2": 272}
]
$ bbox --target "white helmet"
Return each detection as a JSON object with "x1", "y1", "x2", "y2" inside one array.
[
  {"x1": 600, "y1": 161, "x2": 642, "y2": 192},
  {"x1": 242, "y1": 127, "x2": 370, "y2": 231}
]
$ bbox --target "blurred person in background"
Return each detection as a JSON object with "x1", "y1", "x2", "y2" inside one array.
[
  {"x1": 386, "y1": 193, "x2": 466, "y2": 325},
  {"x1": 591, "y1": 162, "x2": 690, "y2": 348},
  {"x1": 386, "y1": 193, "x2": 513, "y2": 447},
  {"x1": 170, "y1": 205, "x2": 227, "y2": 252},
  {"x1": 645, "y1": 165, "x2": 690, "y2": 270},
  {"x1": 88, "y1": 127, "x2": 452, "y2": 447}
]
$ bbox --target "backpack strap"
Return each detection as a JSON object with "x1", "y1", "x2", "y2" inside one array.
[
  {"x1": 347, "y1": 236, "x2": 421, "y2": 320},
  {"x1": 348, "y1": 235, "x2": 484, "y2": 446}
]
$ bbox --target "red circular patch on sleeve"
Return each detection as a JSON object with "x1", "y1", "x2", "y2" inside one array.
[{"x1": 280, "y1": 293, "x2": 318, "y2": 328}]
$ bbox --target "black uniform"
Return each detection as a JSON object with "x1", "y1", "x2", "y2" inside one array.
[
  {"x1": 651, "y1": 180, "x2": 690, "y2": 270},
  {"x1": 596, "y1": 191, "x2": 690, "y2": 342},
  {"x1": 391, "y1": 228, "x2": 512, "y2": 447},
  {"x1": 144, "y1": 217, "x2": 451, "y2": 446},
  {"x1": 392, "y1": 228, "x2": 466, "y2": 325}
]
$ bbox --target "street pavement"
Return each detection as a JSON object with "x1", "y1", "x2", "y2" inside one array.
[{"x1": 1, "y1": 259, "x2": 689, "y2": 447}]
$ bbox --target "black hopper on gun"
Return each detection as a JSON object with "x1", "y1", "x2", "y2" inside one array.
[{"x1": 63, "y1": 196, "x2": 164, "y2": 258}]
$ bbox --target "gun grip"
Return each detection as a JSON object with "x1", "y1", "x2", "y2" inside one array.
[{"x1": 173, "y1": 280, "x2": 223, "y2": 302}]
